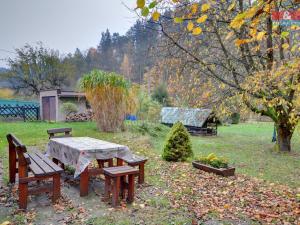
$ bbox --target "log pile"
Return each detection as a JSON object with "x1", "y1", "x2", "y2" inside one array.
[{"x1": 66, "y1": 109, "x2": 94, "y2": 122}]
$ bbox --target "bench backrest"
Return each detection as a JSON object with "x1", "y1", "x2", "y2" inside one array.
[
  {"x1": 7, "y1": 133, "x2": 31, "y2": 166},
  {"x1": 47, "y1": 128, "x2": 72, "y2": 139}
]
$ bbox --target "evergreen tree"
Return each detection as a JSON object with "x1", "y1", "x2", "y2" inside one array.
[{"x1": 162, "y1": 122, "x2": 193, "y2": 162}]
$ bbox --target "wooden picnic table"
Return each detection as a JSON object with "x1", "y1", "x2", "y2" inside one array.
[{"x1": 46, "y1": 137, "x2": 133, "y2": 196}]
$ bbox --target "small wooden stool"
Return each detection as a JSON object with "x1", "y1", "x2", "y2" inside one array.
[
  {"x1": 117, "y1": 155, "x2": 147, "y2": 184},
  {"x1": 103, "y1": 166, "x2": 139, "y2": 207}
]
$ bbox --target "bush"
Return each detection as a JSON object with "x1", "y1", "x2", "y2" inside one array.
[
  {"x1": 128, "y1": 121, "x2": 169, "y2": 137},
  {"x1": 136, "y1": 90, "x2": 162, "y2": 122},
  {"x1": 231, "y1": 112, "x2": 240, "y2": 124},
  {"x1": 151, "y1": 83, "x2": 170, "y2": 106},
  {"x1": 162, "y1": 122, "x2": 193, "y2": 161},
  {"x1": 61, "y1": 102, "x2": 78, "y2": 116},
  {"x1": 196, "y1": 153, "x2": 229, "y2": 168}
]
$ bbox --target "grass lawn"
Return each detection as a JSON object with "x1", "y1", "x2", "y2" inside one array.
[{"x1": 0, "y1": 121, "x2": 299, "y2": 224}]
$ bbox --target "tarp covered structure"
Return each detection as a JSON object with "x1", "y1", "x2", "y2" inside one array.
[{"x1": 161, "y1": 107, "x2": 213, "y2": 128}]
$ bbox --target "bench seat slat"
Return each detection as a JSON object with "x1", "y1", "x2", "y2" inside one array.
[
  {"x1": 28, "y1": 155, "x2": 46, "y2": 176},
  {"x1": 35, "y1": 152, "x2": 63, "y2": 173},
  {"x1": 29, "y1": 153, "x2": 54, "y2": 175},
  {"x1": 28, "y1": 153, "x2": 62, "y2": 176}
]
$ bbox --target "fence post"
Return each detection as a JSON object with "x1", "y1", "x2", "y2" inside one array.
[{"x1": 36, "y1": 107, "x2": 40, "y2": 120}]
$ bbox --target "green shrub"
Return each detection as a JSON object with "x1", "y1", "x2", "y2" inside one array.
[
  {"x1": 127, "y1": 121, "x2": 169, "y2": 137},
  {"x1": 61, "y1": 102, "x2": 78, "y2": 116},
  {"x1": 162, "y1": 122, "x2": 193, "y2": 161},
  {"x1": 196, "y1": 153, "x2": 229, "y2": 168},
  {"x1": 151, "y1": 83, "x2": 170, "y2": 106},
  {"x1": 231, "y1": 112, "x2": 240, "y2": 124},
  {"x1": 136, "y1": 89, "x2": 162, "y2": 123}
]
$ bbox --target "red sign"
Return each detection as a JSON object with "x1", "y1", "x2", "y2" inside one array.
[{"x1": 271, "y1": 10, "x2": 300, "y2": 21}]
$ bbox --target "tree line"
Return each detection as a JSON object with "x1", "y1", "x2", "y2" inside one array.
[{"x1": 0, "y1": 20, "x2": 159, "y2": 96}]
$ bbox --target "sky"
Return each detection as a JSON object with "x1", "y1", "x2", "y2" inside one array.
[{"x1": 0, "y1": 0, "x2": 137, "y2": 67}]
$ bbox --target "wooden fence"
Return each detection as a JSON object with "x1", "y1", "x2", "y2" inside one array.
[{"x1": 0, "y1": 104, "x2": 40, "y2": 121}]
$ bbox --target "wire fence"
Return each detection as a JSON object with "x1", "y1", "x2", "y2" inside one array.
[{"x1": 0, "y1": 104, "x2": 40, "y2": 121}]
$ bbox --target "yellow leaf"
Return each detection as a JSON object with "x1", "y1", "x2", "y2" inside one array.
[
  {"x1": 136, "y1": 0, "x2": 145, "y2": 9},
  {"x1": 245, "y1": 7, "x2": 257, "y2": 19},
  {"x1": 196, "y1": 15, "x2": 208, "y2": 23},
  {"x1": 152, "y1": 11, "x2": 160, "y2": 21},
  {"x1": 187, "y1": 21, "x2": 194, "y2": 31},
  {"x1": 225, "y1": 31, "x2": 234, "y2": 40},
  {"x1": 228, "y1": 2, "x2": 236, "y2": 11},
  {"x1": 201, "y1": 3, "x2": 210, "y2": 12},
  {"x1": 192, "y1": 27, "x2": 202, "y2": 35},
  {"x1": 230, "y1": 16, "x2": 244, "y2": 29},
  {"x1": 263, "y1": 4, "x2": 270, "y2": 12},
  {"x1": 282, "y1": 43, "x2": 289, "y2": 49},
  {"x1": 191, "y1": 3, "x2": 198, "y2": 14},
  {"x1": 256, "y1": 31, "x2": 266, "y2": 41},
  {"x1": 249, "y1": 28, "x2": 257, "y2": 37},
  {"x1": 174, "y1": 17, "x2": 183, "y2": 23},
  {"x1": 235, "y1": 39, "x2": 248, "y2": 46}
]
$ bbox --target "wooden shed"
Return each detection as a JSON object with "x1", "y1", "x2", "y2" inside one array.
[
  {"x1": 161, "y1": 107, "x2": 218, "y2": 136},
  {"x1": 39, "y1": 89, "x2": 87, "y2": 121}
]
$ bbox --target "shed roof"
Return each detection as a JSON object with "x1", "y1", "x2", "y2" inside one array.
[
  {"x1": 161, "y1": 107, "x2": 213, "y2": 128},
  {"x1": 40, "y1": 89, "x2": 85, "y2": 98},
  {"x1": 58, "y1": 91, "x2": 85, "y2": 98}
]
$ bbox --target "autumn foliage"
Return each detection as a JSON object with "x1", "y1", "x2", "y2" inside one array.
[{"x1": 136, "y1": 0, "x2": 300, "y2": 151}]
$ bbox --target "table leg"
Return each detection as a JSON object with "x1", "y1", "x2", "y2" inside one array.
[
  {"x1": 80, "y1": 167, "x2": 89, "y2": 197},
  {"x1": 97, "y1": 160, "x2": 104, "y2": 168},
  {"x1": 117, "y1": 158, "x2": 123, "y2": 166},
  {"x1": 138, "y1": 163, "x2": 145, "y2": 184},
  {"x1": 108, "y1": 159, "x2": 114, "y2": 167}
]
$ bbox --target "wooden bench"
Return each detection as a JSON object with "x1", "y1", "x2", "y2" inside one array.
[
  {"x1": 103, "y1": 166, "x2": 139, "y2": 207},
  {"x1": 117, "y1": 154, "x2": 147, "y2": 184},
  {"x1": 7, "y1": 134, "x2": 63, "y2": 209},
  {"x1": 47, "y1": 127, "x2": 72, "y2": 139}
]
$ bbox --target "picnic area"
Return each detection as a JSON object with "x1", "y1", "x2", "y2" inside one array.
[{"x1": 0, "y1": 121, "x2": 299, "y2": 225}]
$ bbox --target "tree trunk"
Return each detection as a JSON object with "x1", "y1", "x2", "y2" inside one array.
[{"x1": 276, "y1": 123, "x2": 293, "y2": 152}]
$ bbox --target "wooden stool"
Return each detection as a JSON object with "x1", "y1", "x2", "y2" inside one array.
[
  {"x1": 117, "y1": 155, "x2": 147, "y2": 184},
  {"x1": 103, "y1": 166, "x2": 139, "y2": 207}
]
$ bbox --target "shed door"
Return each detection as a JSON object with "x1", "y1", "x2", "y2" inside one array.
[{"x1": 42, "y1": 96, "x2": 56, "y2": 121}]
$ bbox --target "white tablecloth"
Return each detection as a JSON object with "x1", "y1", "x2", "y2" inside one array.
[{"x1": 46, "y1": 137, "x2": 132, "y2": 178}]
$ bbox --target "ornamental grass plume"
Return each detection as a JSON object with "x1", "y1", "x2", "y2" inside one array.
[{"x1": 80, "y1": 70, "x2": 136, "y2": 132}]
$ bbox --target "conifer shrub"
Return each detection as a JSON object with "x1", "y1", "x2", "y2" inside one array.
[{"x1": 162, "y1": 122, "x2": 193, "y2": 161}]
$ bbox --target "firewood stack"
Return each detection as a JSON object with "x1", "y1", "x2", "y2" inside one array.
[{"x1": 66, "y1": 109, "x2": 94, "y2": 122}]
